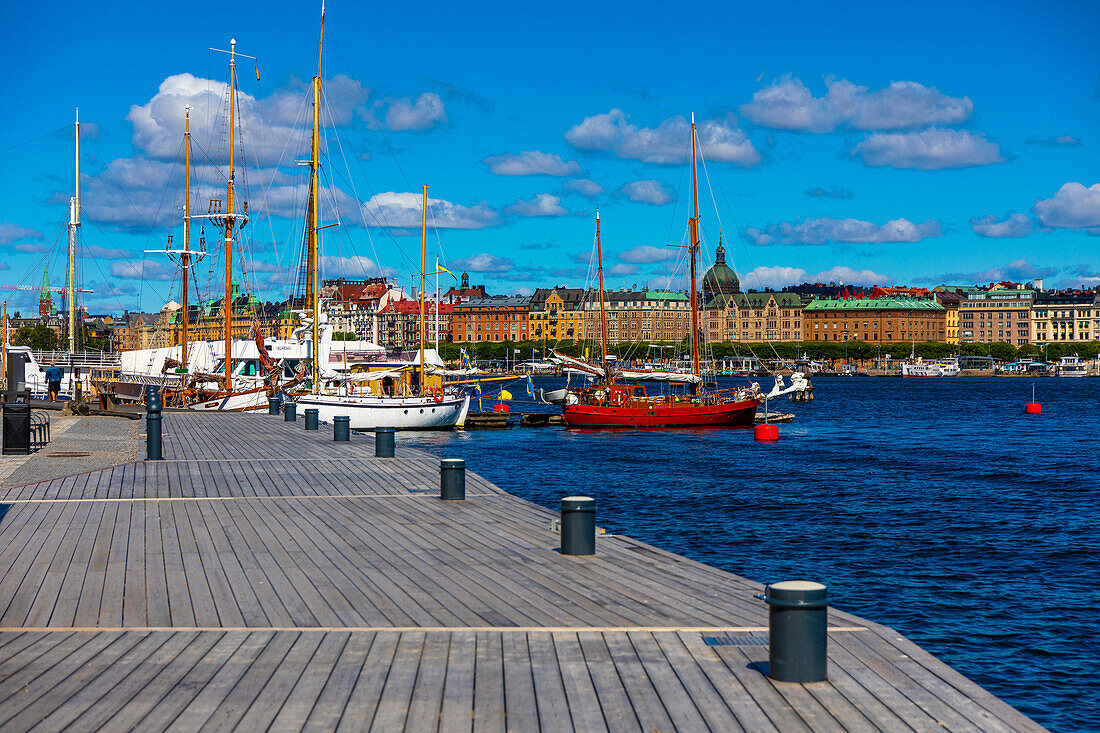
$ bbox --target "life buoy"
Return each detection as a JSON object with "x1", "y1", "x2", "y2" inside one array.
[
  {"x1": 430, "y1": 387, "x2": 445, "y2": 403},
  {"x1": 612, "y1": 391, "x2": 627, "y2": 406}
]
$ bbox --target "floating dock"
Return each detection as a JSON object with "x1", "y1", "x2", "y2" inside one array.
[{"x1": 0, "y1": 411, "x2": 1043, "y2": 730}]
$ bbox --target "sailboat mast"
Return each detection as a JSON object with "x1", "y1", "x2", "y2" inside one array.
[
  {"x1": 223, "y1": 39, "x2": 238, "y2": 390},
  {"x1": 434, "y1": 255, "x2": 440, "y2": 353},
  {"x1": 68, "y1": 108, "x2": 80, "y2": 354},
  {"x1": 419, "y1": 185, "x2": 427, "y2": 394},
  {"x1": 688, "y1": 113, "x2": 701, "y2": 393},
  {"x1": 309, "y1": 8, "x2": 324, "y2": 394},
  {"x1": 182, "y1": 106, "x2": 191, "y2": 369},
  {"x1": 595, "y1": 209, "x2": 610, "y2": 380}
]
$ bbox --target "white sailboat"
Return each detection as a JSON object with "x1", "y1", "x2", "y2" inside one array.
[{"x1": 291, "y1": 9, "x2": 469, "y2": 430}]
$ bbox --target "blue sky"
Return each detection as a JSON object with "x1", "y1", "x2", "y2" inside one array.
[{"x1": 1, "y1": 0, "x2": 1098, "y2": 315}]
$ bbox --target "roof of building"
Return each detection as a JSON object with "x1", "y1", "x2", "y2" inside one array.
[
  {"x1": 454, "y1": 295, "x2": 531, "y2": 309},
  {"x1": 530, "y1": 288, "x2": 587, "y2": 309},
  {"x1": 706, "y1": 291, "x2": 804, "y2": 309},
  {"x1": 804, "y1": 297, "x2": 945, "y2": 312},
  {"x1": 1034, "y1": 290, "x2": 1098, "y2": 304},
  {"x1": 701, "y1": 240, "x2": 740, "y2": 295}
]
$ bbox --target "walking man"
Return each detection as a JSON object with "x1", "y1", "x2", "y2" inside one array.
[{"x1": 45, "y1": 362, "x2": 62, "y2": 402}]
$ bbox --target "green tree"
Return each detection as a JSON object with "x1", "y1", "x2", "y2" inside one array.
[{"x1": 13, "y1": 325, "x2": 58, "y2": 350}]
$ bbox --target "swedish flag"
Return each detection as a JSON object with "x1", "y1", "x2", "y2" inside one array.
[{"x1": 526, "y1": 375, "x2": 535, "y2": 398}]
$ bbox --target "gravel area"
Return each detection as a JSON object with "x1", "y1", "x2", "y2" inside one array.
[{"x1": 1, "y1": 415, "x2": 141, "y2": 488}]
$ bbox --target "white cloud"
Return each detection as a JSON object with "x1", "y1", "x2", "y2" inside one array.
[
  {"x1": 505, "y1": 194, "x2": 569, "y2": 217},
  {"x1": 740, "y1": 77, "x2": 972, "y2": 132},
  {"x1": 742, "y1": 265, "x2": 893, "y2": 290},
  {"x1": 853, "y1": 128, "x2": 1004, "y2": 169},
  {"x1": 565, "y1": 179, "x2": 604, "y2": 197},
  {"x1": 608, "y1": 263, "x2": 638, "y2": 276},
  {"x1": 484, "y1": 151, "x2": 580, "y2": 176},
  {"x1": 925, "y1": 260, "x2": 1057, "y2": 284},
  {"x1": 83, "y1": 245, "x2": 131, "y2": 259},
  {"x1": 1032, "y1": 182, "x2": 1100, "y2": 231},
  {"x1": 320, "y1": 255, "x2": 396, "y2": 278},
  {"x1": 618, "y1": 244, "x2": 672, "y2": 264},
  {"x1": 13, "y1": 242, "x2": 48, "y2": 253},
  {"x1": 746, "y1": 216, "x2": 942, "y2": 246},
  {"x1": 383, "y1": 92, "x2": 446, "y2": 131},
  {"x1": 620, "y1": 180, "x2": 672, "y2": 205},
  {"x1": 970, "y1": 213, "x2": 1034, "y2": 238},
  {"x1": 565, "y1": 109, "x2": 761, "y2": 167},
  {"x1": 0, "y1": 221, "x2": 43, "y2": 245},
  {"x1": 361, "y1": 192, "x2": 498, "y2": 230},
  {"x1": 451, "y1": 253, "x2": 514, "y2": 272},
  {"x1": 110, "y1": 259, "x2": 178, "y2": 280}
]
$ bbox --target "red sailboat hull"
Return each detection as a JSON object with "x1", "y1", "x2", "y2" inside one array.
[{"x1": 562, "y1": 398, "x2": 759, "y2": 428}]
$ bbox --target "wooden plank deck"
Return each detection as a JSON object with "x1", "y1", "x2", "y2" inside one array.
[{"x1": 0, "y1": 411, "x2": 1044, "y2": 731}]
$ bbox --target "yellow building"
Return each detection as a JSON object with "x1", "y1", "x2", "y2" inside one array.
[{"x1": 529, "y1": 288, "x2": 585, "y2": 343}]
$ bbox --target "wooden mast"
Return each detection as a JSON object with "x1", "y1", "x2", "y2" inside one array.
[
  {"x1": 181, "y1": 106, "x2": 191, "y2": 369},
  {"x1": 688, "y1": 113, "x2": 701, "y2": 394},
  {"x1": 68, "y1": 109, "x2": 80, "y2": 354},
  {"x1": 595, "y1": 208, "x2": 610, "y2": 382},
  {"x1": 419, "y1": 185, "x2": 427, "y2": 394},
  {"x1": 308, "y1": 7, "x2": 324, "y2": 394},
  {"x1": 223, "y1": 40, "x2": 239, "y2": 390}
]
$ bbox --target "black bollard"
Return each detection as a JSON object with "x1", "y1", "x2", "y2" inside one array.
[
  {"x1": 146, "y1": 398, "x2": 163, "y2": 461},
  {"x1": 375, "y1": 427, "x2": 396, "y2": 458},
  {"x1": 560, "y1": 496, "x2": 595, "y2": 555},
  {"x1": 268, "y1": 397, "x2": 280, "y2": 415},
  {"x1": 333, "y1": 415, "x2": 350, "y2": 442},
  {"x1": 440, "y1": 458, "x2": 465, "y2": 500},
  {"x1": 304, "y1": 408, "x2": 319, "y2": 431},
  {"x1": 758, "y1": 581, "x2": 828, "y2": 683},
  {"x1": 283, "y1": 402, "x2": 296, "y2": 421}
]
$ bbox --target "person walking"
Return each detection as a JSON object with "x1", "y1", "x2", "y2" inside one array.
[{"x1": 45, "y1": 362, "x2": 63, "y2": 402}]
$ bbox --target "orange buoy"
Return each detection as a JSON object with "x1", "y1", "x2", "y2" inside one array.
[
  {"x1": 493, "y1": 403, "x2": 510, "y2": 413},
  {"x1": 755, "y1": 423, "x2": 779, "y2": 441}
]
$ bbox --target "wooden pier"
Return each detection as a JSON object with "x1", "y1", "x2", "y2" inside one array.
[{"x1": 0, "y1": 411, "x2": 1043, "y2": 731}]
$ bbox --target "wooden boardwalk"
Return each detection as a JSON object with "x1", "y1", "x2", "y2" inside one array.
[{"x1": 0, "y1": 412, "x2": 1043, "y2": 731}]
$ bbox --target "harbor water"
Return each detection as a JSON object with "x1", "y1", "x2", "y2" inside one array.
[{"x1": 403, "y1": 375, "x2": 1099, "y2": 731}]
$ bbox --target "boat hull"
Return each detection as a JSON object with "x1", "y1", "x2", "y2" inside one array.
[
  {"x1": 295, "y1": 393, "x2": 471, "y2": 430},
  {"x1": 189, "y1": 386, "x2": 271, "y2": 412},
  {"x1": 562, "y1": 398, "x2": 758, "y2": 428}
]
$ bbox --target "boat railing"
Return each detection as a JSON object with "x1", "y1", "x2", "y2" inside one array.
[{"x1": 32, "y1": 350, "x2": 121, "y2": 368}]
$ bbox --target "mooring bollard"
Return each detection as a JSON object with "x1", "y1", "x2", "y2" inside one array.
[
  {"x1": 333, "y1": 415, "x2": 350, "y2": 442},
  {"x1": 440, "y1": 458, "x2": 465, "y2": 500},
  {"x1": 758, "y1": 580, "x2": 828, "y2": 682},
  {"x1": 375, "y1": 426, "x2": 396, "y2": 458},
  {"x1": 268, "y1": 397, "x2": 280, "y2": 415},
  {"x1": 283, "y1": 402, "x2": 296, "y2": 422},
  {"x1": 304, "y1": 408, "x2": 319, "y2": 431},
  {"x1": 146, "y1": 396, "x2": 163, "y2": 461},
  {"x1": 560, "y1": 496, "x2": 596, "y2": 555}
]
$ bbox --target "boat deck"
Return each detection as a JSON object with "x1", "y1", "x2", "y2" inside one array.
[{"x1": 0, "y1": 411, "x2": 1043, "y2": 730}]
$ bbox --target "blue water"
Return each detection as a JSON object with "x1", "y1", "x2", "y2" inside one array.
[{"x1": 402, "y1": 376, "x2": 1098, "y2": 731}]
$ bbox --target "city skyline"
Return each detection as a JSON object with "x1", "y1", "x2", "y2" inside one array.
[{"x1": 1, "y1": 0, "x2": 1097, "y2": 316}]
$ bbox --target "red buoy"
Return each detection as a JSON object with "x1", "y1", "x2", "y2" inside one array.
[
  {"x1": 1025, "y1": 402, "x2": 1042, "y2": 414},
  {"x1": 754, "y1": 423, "x2": 779, "y2": 441},
  {"x1": 493, "y1": 403, "x2": 510, "y2": 413}
]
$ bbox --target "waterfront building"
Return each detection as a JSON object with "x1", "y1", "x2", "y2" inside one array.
[
  {"x1": 703, "y1": 292, "x2": 806, "y2": 342},
  {"x1": 802, "y1": 296, "x2": 946, "y2": 343},
  {"x1": 582, "y1": 290, "x2": 693, "y2": 344},
  {"x1": 935, "y1": 291, "x2": 963, "y2": 344},
  {"x1": 701, "y1": 239, "x2": 741, "y2": 301},
  {"x1": 450, "y1": 295, "x2": 531, "y2": 343},
  {"x1": 529, "y1": 287, "x2": 586, "y2": 343},
  {"x1": 958, "y1": 285, "x2": 1033, "y2": 345},
  {"x1": 378, "y1": 298, "x2": 454, "y2": 350},
  {"x1": 1030, "y1": 290, "x2": 1100, "y2": 344},
  {"x1": 321, "y1": 277, "x2": 404, "y2": 342}
]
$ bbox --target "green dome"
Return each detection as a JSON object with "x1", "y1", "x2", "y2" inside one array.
[{"x1": 702, "y1": 240, "x2": 740, "y2": 296}]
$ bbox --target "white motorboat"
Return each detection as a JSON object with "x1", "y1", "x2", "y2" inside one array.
[
  {"x1": 1056, "y1": 355, "x2": 1089, "y2": 377},
  {"x1": 901, "y1": 358, "x2": 960, "y2": 377}
]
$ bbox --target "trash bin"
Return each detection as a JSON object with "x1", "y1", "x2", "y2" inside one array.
[{"x1": 2, "y1": 402, "x2": 31, "y2": 455}]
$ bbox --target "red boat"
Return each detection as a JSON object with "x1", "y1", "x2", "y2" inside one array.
[
  {"x1": 558, "y1": 117, "x2": 762, "y2": 429},
  {"x1": 562, "y1": 384, "x2": 759, "y2": 428}
]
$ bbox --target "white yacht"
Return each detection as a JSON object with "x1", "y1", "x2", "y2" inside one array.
[
  {"x1": 1056, "y1": 355, "x2": 1089, "y2": 377},
  {"x1": 901, "y1": 358, "x2": 961, "y2": 377}
]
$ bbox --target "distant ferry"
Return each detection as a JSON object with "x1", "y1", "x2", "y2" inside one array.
[
  {"x1": 1056, "y1": 355, "x2": 1089, "y2": 378},
  {"x1": 901, "y1": 358, "x2": 961, "y2": 378}
]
